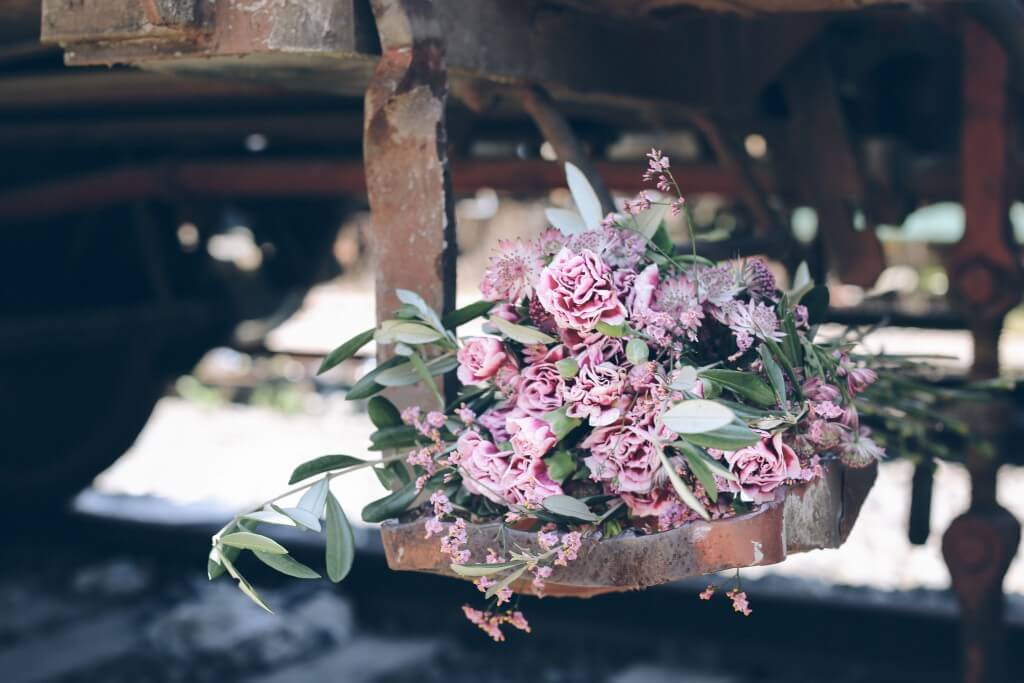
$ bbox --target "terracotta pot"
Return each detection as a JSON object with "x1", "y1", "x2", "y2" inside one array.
[{"x1": 380, "y1": 460, "x2": 877, "y2": 598}]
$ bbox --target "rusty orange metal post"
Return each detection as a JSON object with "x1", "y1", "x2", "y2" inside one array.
[
  {"x1": 363, "y1": 0, "x2": 457, "y2": 405},
  {"x1": 941, "y1": 18, "x2": 1022, "y2": 683}
]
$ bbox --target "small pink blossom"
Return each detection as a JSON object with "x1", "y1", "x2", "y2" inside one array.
[
  {"x1": 455, "y1": 405, "x2": 476, "y2": 425},
  {"x1": 481, "y1": 238, "x2": 544, "y2": 303},
  {"x1": 699, "y1": 585, "x2": 716, "y2": 600},
  {"x1": 803, "y1": 377, "x2": 841, "y2": 402},
  {"x1": 536, "y1": 248, "x2": 627, "y2": 332},
  {"x1": 555, "y1": 531, "x2": 583, "y2": 566},
  {"x1": 727, "y1": 588, "x2": 752, "y2": 616},
  {"x1": 457, "y1": 337, "x2": 511, "y2": 386},
  {"x1": 846, "y1": 367, "x2": 878, "y2": 395}
]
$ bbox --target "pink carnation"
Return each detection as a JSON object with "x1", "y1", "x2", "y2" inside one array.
[
  {"x1": 720, "y1": 432, "x2": 801, "y2": 504},
  {"x1": 477, "y1": 402, "x2": 524, "y2": 443},
  {"x1": 456, "y1": 430, "x2": 511, "y2": 504},
  {"x1": 508, "y1": 416, "x2": 558, "y2": 459},
  {"x1": 581, "y1": 425, "x2": 660, "y2": 493},
  {"x1": 516, "y1": 358, "x2": 565, "y2": 417},
  {"x1": 536, "y1": 248, "x2": 626, "y2": 332},
  {"x1": 563, "y1": 362, "x2": 626, "y2": 427},
  {"x1": 456, "y1": 337, "x2": 510, "y2": 386}
]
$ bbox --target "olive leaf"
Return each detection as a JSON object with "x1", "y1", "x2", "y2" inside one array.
[
  {"x1": 325, "y1": 492, "x2": 355, "y2": 583},
  {"x1": 488, "y1": 316, "x2": 556, "y2": 345},
  {"x1": 253, "y1": 551, "x2": 321, "y2": 580},
  {"x1": 442, "y1": 300, "x2": 495, "y2": 329},
  {"x1": 220, "y1": 531, "x2": 288, "y2": 555},
  {"x1": 450, "y1": 561, "x2": 524, "y2": 577},
  {"x1": 656, "y1": 446, "x2": 709, "y2": 520},
  {"x1": 679, "y1": 422, "x2": 760, "y2": 451},
  {"x1": 485, "y1": 565, "x2": 528, "y2": 599},
  {"x1": 542, "y1": 494, "x2": 599, "y2": 522},
  {"x1": 318, "y1": 328, "x2": 375, "y2": 375},
  {"x1": 288, "y1": 454, "x2": 366, "y2": 484},
  {"x1": 699, "y1": 369, "x2": 776, "y2": 407},
  {"x1": 660, "y1": 399, "x2": 736, "y2": 435},
  {"x1": 565, "y1": 162, "x2": 603, "y2": 231}
]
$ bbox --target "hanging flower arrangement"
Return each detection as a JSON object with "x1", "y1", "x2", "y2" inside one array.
[{"x1": 208, "y1": 152, "x2": 884, "y2": 640}]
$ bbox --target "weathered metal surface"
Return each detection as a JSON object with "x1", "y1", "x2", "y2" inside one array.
[
  {"x1": 940, "y1": 19, "x2": 1023, "y2": 683},
  {"x1": 381, "y1": 461, "x2": 876, "y2": 598},
  {"x1": 551, "y1": 0, "x2": 952, "y2": 16},
  {"x1": 363, "y1": 0, "x2": 456, "y2": 405},
  {"x1": 781, "y1": 43, "x2": 885, "y2": 288}
]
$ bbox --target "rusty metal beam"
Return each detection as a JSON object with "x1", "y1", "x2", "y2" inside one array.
[
  {"x1": 781, "y1": 43, "x2": 886, "y2": 288},
  {"x1": 517, "y1": 85, "x2": 615, "y2": 215},
  {"x1": 363, "y1": 0, "x2": 456, "y2": 405},
  {"x1": 941, "y1": 19, "x2": 1022, "y2": 683}
]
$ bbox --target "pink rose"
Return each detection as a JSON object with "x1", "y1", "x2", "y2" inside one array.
[
  {"x1": 720, "y1": 433, "x2": 802, "y2": 504},
  {"x1": 456, "y1": 430, "x2": 512, "y2": 504},
  {"x1": 457, "y1": 337, "x2": 510, "y2": 386},
  {"x1": 508, "y1": 416, "x2": 558, "y2": 459},
  {"x1": 560, "y1": 328, "x2": 623, "y2": 366},
  {"x1": 536, "y1": 248, "x2": 627, "y2": 332},
  {"x1": 477, "y1": 402, "x2": 524, "y2": 443},
  {"x1": 563, "y1": 362, "x2": 626, "y2": 427},
  {"x1": 516, "y1": 359, "x2": 565, "y2": 416},
  {"x1": 455, "y1": 429, "x2": 562, "y2": 507},
  {"x1": 582, "y1": 425, "x2": 659, "y2": 493}
]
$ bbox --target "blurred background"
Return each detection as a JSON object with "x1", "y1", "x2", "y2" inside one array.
[{"x1": 3, "y1": 1, "x2": 1024, "y2": 681}]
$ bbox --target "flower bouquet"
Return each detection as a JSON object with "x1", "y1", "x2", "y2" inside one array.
[{"x1": 209, "y1": 152, "x2": 882, "y2": 639}]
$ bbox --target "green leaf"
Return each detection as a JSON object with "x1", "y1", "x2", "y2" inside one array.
[
  {"x1": 240, "y1": 509, "x2": 297, "y2": 526},
  {"x1": 651, "y1": 223, "x2": 673, "y2": 254},
  {"x1": 375, "y1": 319, "x2": 444, "y2": 345},
  {"x1": 208, "y1": 544, "x2": 239, "y2": 581},
  {"x1": 543, "y1": 449, "x2": 576, "y2": 484},
  {"x1": 485, "y1": 564, "x2": 528, "y2": 599},
  {"x1": 678, "y1": 443, "x2": 737, "y2": 483},
  {"x1": 542, "y1": 494, "x2": 599, "y2": 522},
  {"x1": 595, "y1": 321, "x2": 626, "y2": 337},
  {"x1": 368, "y1": 425, "x2": 421, "y2": 451},
  {"x1": 778, "y1": 295, "x2": 802, "y2": 366},
  {"x1": 488, "y1": 316, "x2": 556, "y2": 344},
  {"x1": 660, "y1": 399, "x2": 736, "y2": 434},
  {"x1": 325, "y1": 492, "x2": 355, "y2": 583},
  {"x1": 289, "y1": 454, "x2": 366, "y2": 484},
  {"x1": 802, "y1": 285, "x2": 830, "y2": 325},
  {"x1": 219, "y1": 552, "x2": 273, "y2": 613},
  {"x1": 790, "y1": 261, "x2": 813, "y2": 300},
  {"x1": 556, "y1": 357, "x2": 579, "y2": 379},
  {"x1": 629, "y1": 202, "x2": 669, "y2": 239},
  {"x1": 408, "y1": 351, "x2": 439, "y2": 394},
  {"x1": 669, "y1": 366, "x2": 699, "y2": 391},
  {"x1": 541, "y1": 405, "x2": 582, "y2": 440},
  {"x1": 700, "y1": 369, "x2": 776, "y2": 407},
  {"x1": 546, "y1": 207, "x2": 587, "y2": 236},
  {"x1": 758, "y1": 346, "x2": 787, "y2": 408},
  {"x1": 297, "y1": 478, "x2": 329, "y2": 517},
  {"x1": 565, "y1": 161, "x2": 603, "y2": 231},
  {"x1": 680, "y1": 422, "x2": 760, "y2": 451},
  {"x1": 374, "y1": 354, "x2": 457, "y2": 387},
  {"x1": 442, "y1": 300, "x2": 495, "y2": 329},
  {"x1": 684, "y1": 449, "x2": 717, "y2": 502},
  {"x1": 361, "y1": 480, "x2": 419, "y2": 523},
  {"x1": 626, "y1": 338, "x2": 649, "y2": 364},
  {"x1": 220, "y1": 531, "x2": 288, "y2": 555},
  {"x1": 318, "y1": 328, "x2": 375, "y2": 375},
  {"x1": 450, "y1": 561, "x2": 524, "y2": 577},
  {"x1": 346, "y1": 356, "x2": 407, "y2": 400},
  {"x1": 396, "y1": 289, "x2": 447, "y2": 335},
  {"x1": 271, "y1": 505, "x2": 322, "y2": 532},
  {"x1": 253, "y1": 551, "x2": 321, "y2": 579},
  {"x1": 656, "y1": 446, "x2": 710, "y2": 520}
]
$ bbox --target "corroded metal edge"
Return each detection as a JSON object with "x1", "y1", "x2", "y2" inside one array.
[{"x1": 380, "y1": 461, "x2": 877, "y2": 598}]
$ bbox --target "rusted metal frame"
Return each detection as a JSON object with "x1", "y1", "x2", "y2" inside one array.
[
  {"x1": 689, "y1": 113, "x2": 784, "y2": 239},
  {"x1": 0, "y1": 159, "x2": 773, "y2": 225},
  {"x1": 780, "y1": 43, "x2": 886, "y2": 288},
  {"x1": 516, "y1": 85, "x2": 615, "y2": 215},
  {"x1": 940, "y1": 19, "x2": 1022, "y2": 683},
  {"x1": 363, "y1": 0, "x2": 457, "y2": 405}
]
